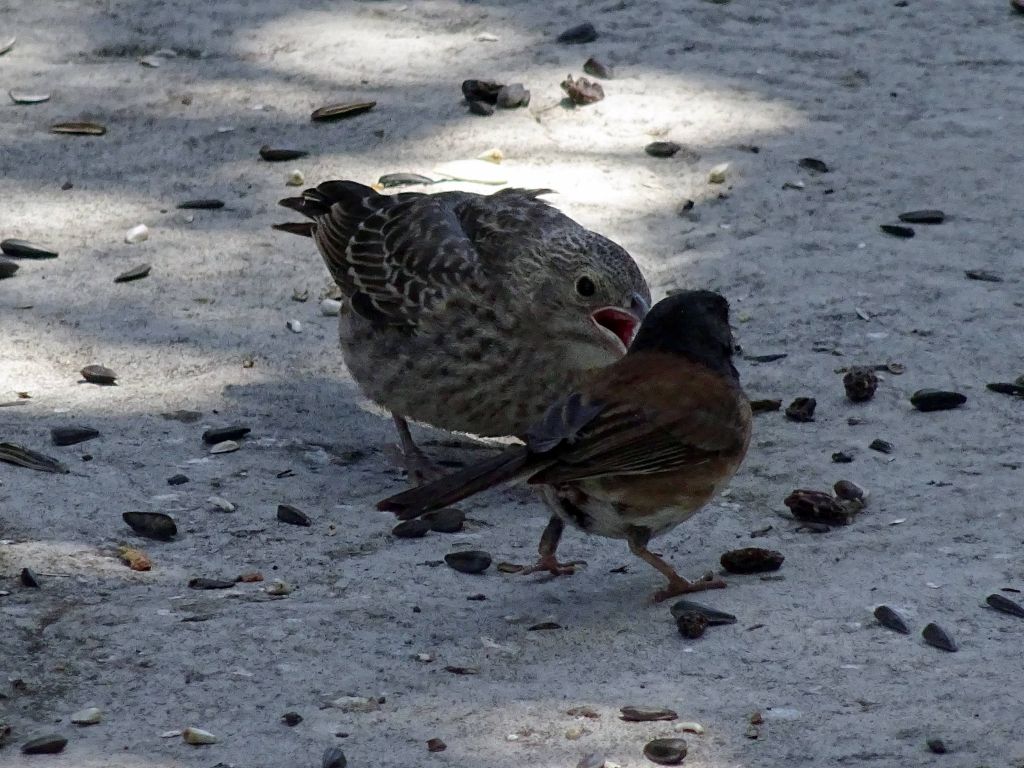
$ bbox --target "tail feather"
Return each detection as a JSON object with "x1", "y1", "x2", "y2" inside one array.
[{"x1": 377, "y1": 446, "x2": 535, "y2": 520}]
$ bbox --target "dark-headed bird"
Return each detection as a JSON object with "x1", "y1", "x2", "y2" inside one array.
[{"x1": 378, "y1": 290, "x2": 752, "y2": 601}]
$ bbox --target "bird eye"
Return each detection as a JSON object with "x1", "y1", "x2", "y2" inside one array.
[{"x1": 575, "y1": 276, "x2": 596, "y2": 297}]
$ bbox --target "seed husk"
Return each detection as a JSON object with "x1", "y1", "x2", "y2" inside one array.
[
  {"x1": 444, "y1": 550, "x2": 492, "y2": 574},
  {"x1": 423, "y1": 508, "x2": 465, "y2": 533},
  {"x1": 927, "y1": 738, "x2": 947, "y2": 754},
  {"x1": 210, "y1": 439, "x2": 239, "y2": 454},
  {"x1": 0, "y1": 442, "x2": 69, "y2": 473},
  {"x1": 583, "y1": 57, "x2": 613, "y2": 79},
  {"x1": 122, "y1": 511, "x2": 177, "y2": 540},
  {"x1": 377, "y1": 173, "x2": 435, "y2": 188},
  {"x1": 202, "y1": 424, "x2": 251, "y2": 443},
  {"x1": 50, "y1": 121, "x2": 106, "y2": 136},
  {"x1": 965, "y1": 269, "x2": 1002, "y2": 282},
  {"x1": 259, "y1": 145, "x2": 309, "y2": 161},
  {"x1": 188, "y1": 577, "x2": 235, "y2": 590},
  {"x1": 118, "y1": 546, "x2": 151, "y2": 571},
  {"x1": 750, "y1": 398, "x2": 782, "y2": 413},
  {"x1": 645, "y1": 141, "x2": 681, "y2": 158},
  {"x1": 528, "y1": 621, "x2": 562, "y2": 631},
  {"x1": 843, "y1": 366, "x2": 878, "y2": 402},
  {"x1": 80, "y1": 364, "x2": 117, "y2": 384},
  {"x1": 0, "y1": 36, "x2": 15, "y2": 56},
  {"x1": 557, "y1": 22, "x2": 598, "y2": 44},
  {"x1": 467, "y1": 99, "x2": 495, "y2": 116},
  {"x1": 873, "y1": 605, "x2": 909, "y2": 634},
  {"x1": 643, "y1": 737, "x2": 688, "y2": 766},
  {"x1": 182, "y1": 727, "x2": 218, "y2": 745},
  {"x1": 869, "y1": 438, "x2": 893, "y2": 453},
  {"x1": 784, "y1": 489, "x2": 854, "y2": 526},
  {"x1": 426, "y1": 738, "x2": 446, "y2": 752},
  {"x1": 669, "y1": 599, "x2": 737, "y2": 625},
  {"x1": 798, "y1": 157, "x2": 829, "y2": 173},
  {"x1": 0, "y1": 258, "x2": 18, "y2": 278},
  {"x1": 880, "y1": 223, "x2": 915, "y2": 238},
  {"x1": 832, "y1": 451, "x2": 854, "y2": 463},
  {"x1": 898, "y1": 209, "x2": 944, "y2": 224},
  {"x1": 70, "y1": 707, "x2": 102, "y2": 725},
  {"x1": 51, "y1": 425, "x2": 99, "y2": 446},
  {"x1": 1, "y1": 238, "x2": 58, "y2": 259},
  {"x1": 281, "y1": 712, "x2": 303, "y2": 726},
  {"x1": 910, "y1": 389, "x2": 966, "y2": 412},
  {"x1": 20, "y1": 567, "x2": 40, "y2": 587},
  {"x1": 620, "y1": 706, "x2": 677, "y2": 722},
  {"x1": 9, "y1": 90, "x2": 50, "y2": 104},
  {"x1": 675, "y1": 611, "x2": 709, "y2": 639},
  {"x1": 21, "y1": 734, "x2": 67, "y2": 755},
  {"x1": 392, "y1": 518, "x2": 431, "y2": 538},
  {"x1": 323, "y1": 746, "x2": 348, "y2": 768},
  {"x1": 561, "y1": 74, "x2": 604, "y2": 105},
  {"x1": 785, "y1": 397, "x2": 816, "y2": 422},
  {"x1": 496, "y1": 83, "x2": 530, "y2": 108},
  {"x1": 986, "y1": 593, "x2": 1024, "y2": 618},
  {"x1": 310, "y1": 101, "x2": 375, "y2": 122},
  {"x1": 177, "y1": 198, "x2": 225, "y2": 210},
  {"x1": 114, "y1": 263, "x2": 151, "y2": 283},
  {"x1": 922, "y1": 622, "x2": 957, "y2": 652},
  {"x1": 720, "y1": 547, "x2": 784, "y2": 574},
  {"x1": 833, "y1": 480, "x2": 866, "y2": 503},
  {"x1": 987, "y1": 382, "x2": 1024, "y2": 397},
  {"x1": 277, "y1": 503, "x2": 312, "y2": 527}
]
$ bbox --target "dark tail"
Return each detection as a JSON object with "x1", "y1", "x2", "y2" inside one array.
[
  {"x1": 278, "y1": 179, "x2": 381, "y2": 220},
  {"x1": 377, "y1": 446, "x2": 535, "y2": 520}
]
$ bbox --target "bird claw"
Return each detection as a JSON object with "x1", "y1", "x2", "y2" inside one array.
[
  {"x1": 651, "y1": 572, "x2": 727, "y2": 603},
  {"x1": 385, "y1": 445, "x2": 444, "y2": 485},
  {"x1": 508, "y1": 556, "x2": 586, "y2": 577}
]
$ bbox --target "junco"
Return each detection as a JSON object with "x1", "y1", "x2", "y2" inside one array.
[
  {"x1": 278, "y1": 181, "x2": 650, "y2": 480},
  {"x1": 378, "y1": 290, "x2": 752, "y2": 601}
]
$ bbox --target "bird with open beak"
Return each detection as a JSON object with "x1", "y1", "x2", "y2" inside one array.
[{"x1": 278, "y1": 181, "x2": 650, "y2": 479}]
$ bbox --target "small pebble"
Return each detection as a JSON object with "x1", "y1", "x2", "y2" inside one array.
[
  {"x1": 20, "y1": 568, "x2": 40, "y2": 588},
  {"x1": 277, "y1": 504, "x2": 312, "y2": 527},
  {"x1": 80, "y1": 365, "x2": 117, "y2": 385},
  {"x1": 323, "y1": 746, "x2": 348, "y2": 768},
  {"x1": 869, "y1": 438, "x2": 893, "y2": 453},
  {"x1": 202, "y1": 425, "x2": 251, "y2": 443},
  {"x1": 287, "y1": 319, "x2": 302, "y2": 333},
  {"x1": 444, "y1": 550, "x2": 492, "y2": 574},
  {"x1": 643, "y1": 737, "x2": 688, "y2": 766},
  {"x1": 720, "y1": 547, "x2": 784, "y2": 574},
  {"x1": 321, "y1": 298, "x2": 342, "y2": 316},
  {"x1": 785, "y1": 397, "x2": 816, "y2": 422},
  {"x1": 675, "y1": 612, "x2": 709, "y2": 638},
  {"x1": 834, "y1": 480, "x2": 866, "y2": 503},
  {"x1": 873, "y1": 605, "x2": 910, "y2": 634},
  {"x1": 910, "y1": 389, "x2": 966, "y2": 412},
  {"x1": 708, "y1": 163, "x2": 729, "y2": 183},
  {"x1": 70, "y1": 707, "x2": 102, "y2": 725},
  {"x1": 182, "y1": 727, "x2": 218, "y2": 745},
  {"x1": 122, "y1": 511, "x2": 177, "y2": 540},
  {"x1": 426, "y1": 737, "x2": 447, "y2": 752},
  {"x1": 21, "y1": 734, "x2": 67, "y2": 754},
  {"x1": 557, "y1": 22, "x2": 598, "y2": 43},
  {"x1": 167, "y1": 473, "x2": 189, "y2": 486},
  {"x1": 922, "y1": 622, "x2": 957, "y2": 652},
  {"x1": 583, "y1": 57, "x2": 613, "y2": 79},
  {"x1": 927, "y1": 738, "x2": 947, "y2": 754},
  {"x1": 392, "y1": 518, "x2": 430, "y2": 538},
  {"x1": 51, "y1": 426, "x2": 99, "y2": 446},
  {"x1": 424, "y1": 508, "x2": 465, "y2": 533},
  {"x1": 124, "y1": 224, "x2": 149, "y2": 244},
  {"x1": 281, "y1": 711, "x2": 303, "y2": 726}
]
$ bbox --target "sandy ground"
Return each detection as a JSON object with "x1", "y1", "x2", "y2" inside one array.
[{"x1": 2, "y1": 0, "x2": 1024, "y2": 766}]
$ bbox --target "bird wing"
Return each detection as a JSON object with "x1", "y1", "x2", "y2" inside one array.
[
  {"x1": 280, "y1": 181, "x2": 486, "y2": 328},
  {"x1": 526, "y1": 354, "x2": 748, "y2": 485}
]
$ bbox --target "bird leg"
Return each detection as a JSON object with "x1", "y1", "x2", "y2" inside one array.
[
  {"x1": 627, "y1": 527, "x2": 726, "y2": 602},
  {"x1": 511, "y1": 516, "x2": 585, "y2": 577},
  {"x1": 389, "y1": 414, "x2": 443, "y2": 486}
]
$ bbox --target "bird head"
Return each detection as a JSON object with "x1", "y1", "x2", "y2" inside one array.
[
  {"x1": 629, "y1": 290, "x2": 739, "y2": 379},
  {"x1": 530, "y1": 234, "x2": 651, "y2": 368}
]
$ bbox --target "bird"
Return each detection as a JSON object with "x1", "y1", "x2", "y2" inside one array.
[
  {"x1": 278, "y1": 180, "x2": 650, "y2": 480},
  {"x1": 378, "y1": 290, "x2": 752, "y2": 601}
]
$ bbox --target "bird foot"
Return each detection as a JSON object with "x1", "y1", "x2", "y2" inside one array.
[
  {"x1": 652, "y1": 571, "x2": 727, "y2": 603},
  {"x1": 385, "y1": 445, "x2": 444, "y2": 485},
  {"x1": 507, "y1": 555, "x2": 586, "y2": 577}
]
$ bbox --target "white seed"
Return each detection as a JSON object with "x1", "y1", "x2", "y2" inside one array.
[
  {"x1": 266, "y1": 580, "x2": 293, "y2": 596},
  {"x1": 329, "y1": 695, "x2": 380, "y2": 713},
  {"x1": 139, "y1": 55, "x2": 162, "y2": 67},
  {"x1": 215, "y1": 126, "x2": 235, "y2": 133},
  {"x1": 70, "y1": 707, "x2": 102, "y2": 725},
  {"x1": 207, "y1": 496, "x2": 236, "y2": 513},
  {"x1": 124, "y1": 224, "x2": 149, "y2": 244},
  {"x1": 182, "y1": 727, "x2": 218, "y2": 745},
  {"x1": 476, "y1": 147, "x2": 504, "y2": 163},
  {"x1": 286, "y1": 170, "x2": 305, "y2": 187},
  {"x1": 674, "y1": 721, "x2": 705, "y2": 734},
  {"x1": 415, "y1": 652, "x2": 433, "y2": 662},
  {"x1": 476, "y1": 32, "x2": 499, "y2": 42},
  {"x1": 209, "y1": 440, "x2": 239, "y2": 454},
  {"x1": 286, "y1": 319, "x2": 302, "y2": 333},
  {"x1": 9, "y1": 90, "x2": 51, "y2": 104},
  {"x1": 160, "y1": 730, "x2": 182, "y2": 738},
  {"x1": 708, "y1": 163, "x2": 730, "y2": 183},
  {"x1": 565, "y1": 725, "x2": 586, "y2": 740},
  {"x1": 320, "y1": 298, "x2": 342, "y2": 316}
]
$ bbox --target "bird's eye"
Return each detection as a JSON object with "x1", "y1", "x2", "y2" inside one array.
[{"x1": 575, "y1": 276, "x2": 596, "y2": 297}]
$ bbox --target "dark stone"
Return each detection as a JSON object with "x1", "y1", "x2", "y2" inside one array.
[
  {"x1": 719, "y1": 547, "x2": 784, "y2": 574},
  {"x1": 643, "y1": 737, "x2": 688, "y2": 765},
  {"x1": 910, "y1": 389, "x2": 966, "y2": 412},
  {"x1": 167, "y1": 474, "x2": 189, "y2": 486},
  {"x1": 556, "y1": 22, "x2": 598, "y2": 44},
  {"x1": 869, "y1": 438, "x2": 893, "y2": 453},
  {"x1": 921, "y1": 622, "x2": 957, "y2": 652},
  {"x1": 122, "y1": 511, "x2": 177, "y2": 540},
  {"x1": 798, "y1": 157, "x2": 829, "y2": 172},
  {"x1": 277, "y1": 504, "x2": 312, "y2": 527},
  {"x1": 785, "y1": 397, "x2": 816, "y2": 422},
  {"x1": 583, "y1": 57, "x2": 613, "y2": 79},
  {"x1": 645, "y1": 141, "x2": 681, "y2": 158},
  {"x1": 880, "y1": 224, "x2": 915, "y2": 238},
  {"x1": 51, "y1": 426, "x2": 99, "y2": 446},
  {"x1": 461, "y1": 79, "x2": 503, "y2": 104},
  {"x1": 281, "y1": 711, "x2": 303, "y2": 726},
  {"x1": 21, "y1": 734, "x2": 67, "y2": 754},
  {"x1": 202, "y1": 425, "x2": 251, "y2": 443},
  {"x1": 444, "y1": 550, "x2": 491, "y2": 574},
  {"x1": 80, "y1": 365, "x2": 116, "y2": 385},
  {"x1": 392, "y1": 518, "x2": 430, "y2": 538},
  {"x1": 873, "y1": 605, "x2": 909, "y2": 634}
]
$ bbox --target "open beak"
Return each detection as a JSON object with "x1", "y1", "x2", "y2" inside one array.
[{"x1": 591, "y1": 293, "x2": 649, "y2": 352}]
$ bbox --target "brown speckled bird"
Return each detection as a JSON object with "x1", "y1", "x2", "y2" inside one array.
[
  {"x1": 378, "y1": 290, "x2": 752, "y2": 601},
  {"x1": 279, "y1": 180, "x2": 650, "y2": 478}
]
